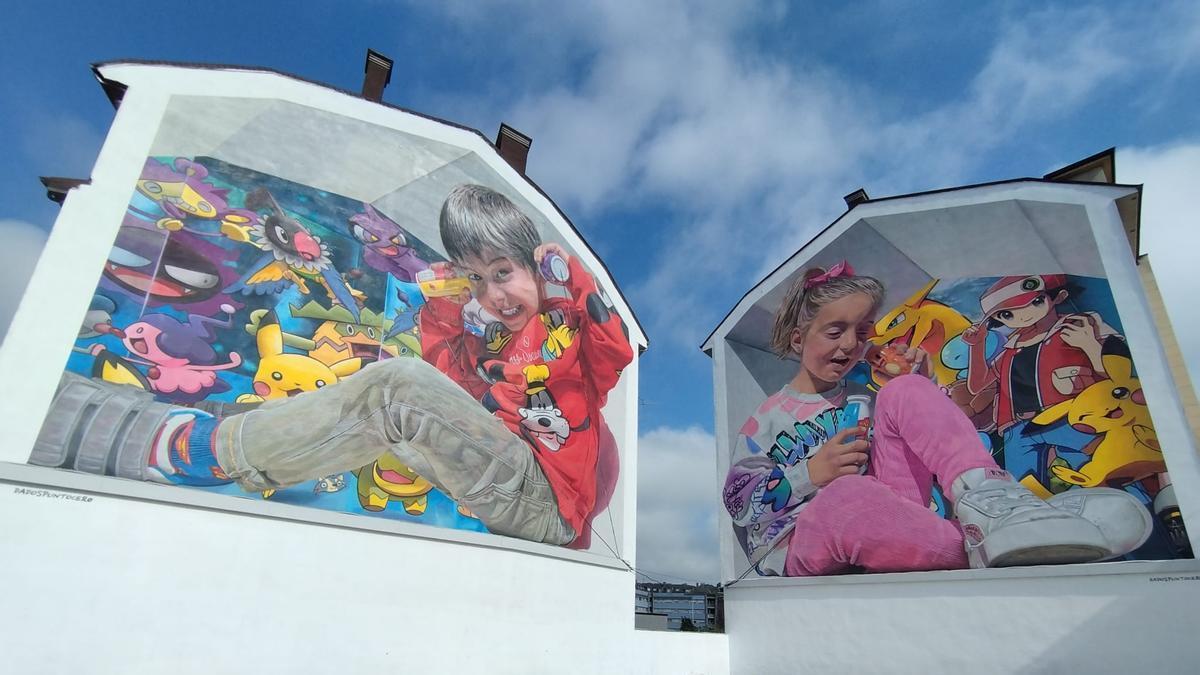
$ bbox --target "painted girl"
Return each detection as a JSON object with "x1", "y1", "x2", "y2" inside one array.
[{"x1": 723, "y1": 263, "x2": 1150, "y2": 576}]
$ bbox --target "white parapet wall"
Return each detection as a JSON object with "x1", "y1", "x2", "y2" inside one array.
[
  {"x1": 632, "y1": 631, "x2": 730, "y2": 675},
  {"x1": 0, "y1": 473, "x2": 732, "y2": 674},
  {"x1": 0, "y1": 475, "x2": 702, "y2": 674},
  {"x1": 726, "y1": 563, "x2": 1200, "y2": 674}
]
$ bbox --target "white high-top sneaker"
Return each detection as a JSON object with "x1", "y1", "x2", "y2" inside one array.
[
  {"x1": 953, "y1": 468, "x2": 1111, "y2": 568},
  {"x1": 1046, "y1": 487, "x2": 1154, "y2": 561}
]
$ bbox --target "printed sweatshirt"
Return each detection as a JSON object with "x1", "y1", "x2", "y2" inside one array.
[
  {"x1": 723, "y1": 381, "x2": 871, "y2": 575},
  {"x1": 418, "y1": 255, "x2": 633, "y2": 541}
]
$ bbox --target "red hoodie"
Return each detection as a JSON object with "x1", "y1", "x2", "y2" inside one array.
[{"x1": 418, "y1": 255, "x2": 633, "y2": 540}]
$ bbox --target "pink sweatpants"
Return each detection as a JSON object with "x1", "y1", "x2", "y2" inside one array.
[{"x1": 784, "y1": 374, "x2": 999, "y2": 576}]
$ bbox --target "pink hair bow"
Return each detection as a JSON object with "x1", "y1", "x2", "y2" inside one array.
[{"x1": 803, "y1": 261, "x2": 855, "y2": 290}]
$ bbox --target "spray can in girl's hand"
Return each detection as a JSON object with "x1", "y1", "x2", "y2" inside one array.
[
  {"x1": 844, "y1": 394, "x2": 873, "y2": 474},
  {"x1": 846, "y1": 394, "x2": 873, "y2": 437}
]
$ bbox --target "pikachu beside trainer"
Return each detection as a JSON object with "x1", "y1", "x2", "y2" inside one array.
[{"x1": 1032, "y1": 354, "x2": 1166, "y2": 488}]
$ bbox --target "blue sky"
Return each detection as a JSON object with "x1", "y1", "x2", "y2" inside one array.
[{"x1": 2, "y1": 1, "x2": 1200, "y2": 581}]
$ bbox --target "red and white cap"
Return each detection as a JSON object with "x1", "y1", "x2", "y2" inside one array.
[{"x1": 980, "y1": 274, "x2": 1066, "y2": 318}]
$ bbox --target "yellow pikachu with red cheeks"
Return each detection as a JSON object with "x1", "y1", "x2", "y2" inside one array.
[
  {"x1": 235, "y1": 309, "x2": 361, "y2": 403},
  {"x1": 1032, "y1": 354, "x2": 1164, "y2": 488}
]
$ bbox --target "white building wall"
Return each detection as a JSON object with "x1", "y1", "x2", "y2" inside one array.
[
  {"x1": 631, "y1": 631, "x2": 729, "y2": 675},
  {"x1": 3, "y1": 478, "x2": 731, "y2": 675},
  {"x1": 0, "y1": 473, "x2": 730, "y2": 674},
  {"x1": 726, "y1": 564, "x2": 1200, "y2": 674}
]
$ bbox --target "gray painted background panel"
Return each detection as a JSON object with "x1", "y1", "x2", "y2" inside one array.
[{"x1": 154, "y1": 96, "x2": 472, "y2": 207}]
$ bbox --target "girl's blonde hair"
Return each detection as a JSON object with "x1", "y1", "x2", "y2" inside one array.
[{"x1": 769, "y1": 266, "x2": 885, "y2": 357}]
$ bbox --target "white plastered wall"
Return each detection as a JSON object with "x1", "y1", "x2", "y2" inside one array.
[
  {"x1": 0, "y1": 63, "x2": 708, "y2": 675},
  {"x1": 725, "y1": 561, "x2": 1200, "y2": 674},
  {"x1": 706, "y1": 182, "x2": 1200, "y2": 673}
]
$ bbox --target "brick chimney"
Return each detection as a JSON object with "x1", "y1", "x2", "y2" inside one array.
[
  {"x1": 495, "y1": 123, "x2": 532, "y2": 174},
  {"x1": 362, "y1": 49, "x2": 393, "y2": 102}
]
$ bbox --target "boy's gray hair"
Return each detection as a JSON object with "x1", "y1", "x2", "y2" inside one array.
[
  {"x1": 439, "y1": 184, "x2": 541, "y2": 270},
  {"x1": 769, "y1": 268, "x2": 885, "y2": 357}
]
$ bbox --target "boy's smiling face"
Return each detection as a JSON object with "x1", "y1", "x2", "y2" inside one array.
[{"x1": 457, "y1": 251, "x2": 542, "y2": 333}]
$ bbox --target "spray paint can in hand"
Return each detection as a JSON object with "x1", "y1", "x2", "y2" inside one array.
[{"x1": 844, "y1": 393, "x2": 873, "y2": 474}]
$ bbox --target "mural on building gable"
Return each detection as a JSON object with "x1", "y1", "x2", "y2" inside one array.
[
  {"x1": 33, "y1": 154, "x2": 634, "y2": 552},
  {"x1": 724, "y1": 267, "x2": 1186, "y2": 578}
]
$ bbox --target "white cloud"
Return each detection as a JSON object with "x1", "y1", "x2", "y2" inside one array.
[
  {"x1": 500, "y1": 1, "x2": 817, "y2": 216},
  {"x1": 636, "y1": 425, "x2": 721, "y2": 583},
  {"x1": 487, "y1": 2, "x2": 875, "y2": 349},
  {"x1": 461, "y1": 2, "x2": 1200, "y2": 351},
  {"x1": 1120, "y1": 141, "x2": 1200, "y2": 393},
  {"x1": 880, "y1": 7, "x2": 1131, "y2": 185},
  {"x1": 0, "y1": 220, "x2": 49, "y2": 344}
]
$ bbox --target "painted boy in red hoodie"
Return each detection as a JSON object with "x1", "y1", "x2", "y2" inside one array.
[
  {"x1": 417, "y1": 184, "x2": 634, "y2": 543},
  {"x1": 31, "y1": 184, "x2": 633, "y2": 547}
]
